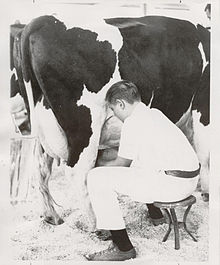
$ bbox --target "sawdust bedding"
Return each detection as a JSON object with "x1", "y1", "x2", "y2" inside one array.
[{"x1": 10, "y1": 164, "x2": 208, "y2": 262}]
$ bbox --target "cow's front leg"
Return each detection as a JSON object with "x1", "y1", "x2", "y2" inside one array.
[{"x1": 38, "y1": 144, "x2": 64, "y2": 225}]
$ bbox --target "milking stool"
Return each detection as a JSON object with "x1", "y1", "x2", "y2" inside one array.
[{"x1": 153, "y1": 195, "x2": 197, "y2": 250}]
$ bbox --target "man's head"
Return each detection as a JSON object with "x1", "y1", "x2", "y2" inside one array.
[{"x1": 105, "y1": 80, "x2": 141, "y2": 122}]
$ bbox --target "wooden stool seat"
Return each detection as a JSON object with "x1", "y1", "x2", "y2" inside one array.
[{"x1": 153, "y1": 195, "x2": 197, "y2": 250}]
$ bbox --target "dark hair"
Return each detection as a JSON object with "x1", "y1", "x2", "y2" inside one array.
[
  {"x1": 105, "y1": 80, "x2": 141, "y2": 104},
  {"x1": 204, "y1": 3, "x2": 211, "y2": 12}
]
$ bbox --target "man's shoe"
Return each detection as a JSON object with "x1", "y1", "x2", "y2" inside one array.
[
  {"x1": 150, "y1": 216, "x2": 166, "y2": 226},
  {"x1": 85, "y1": 243, "x2": 136, "y2": 261}
]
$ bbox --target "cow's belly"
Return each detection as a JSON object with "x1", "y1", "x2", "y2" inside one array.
[{"x1": 35, "y1": 99, "x2": 68, "y2": 161}]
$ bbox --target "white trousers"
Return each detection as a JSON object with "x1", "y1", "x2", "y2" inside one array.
[{"x1": 87, "y1": 167, "x2": 199, "y2": 230}]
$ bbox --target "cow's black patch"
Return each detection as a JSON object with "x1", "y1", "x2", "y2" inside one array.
[
  {"x1": 106, "y1": 16, "x2": 203, "y2": 123},
  {"x1": 67, "y1": 105, "x2": 93, "y2": 167},
  {"x1": 10, "y1": 74, "x2": 20, "y2": 97},
  {"x1": 65, "y1": 27, "x2": 117, "y2": 95}
]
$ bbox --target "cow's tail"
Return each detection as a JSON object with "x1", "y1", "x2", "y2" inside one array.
[
  {"x1": 20, "y1": 15, "x2": 61, "y2": 82},
  {"x1": 20, "y1": 20, "x2": 40, "y2": 82},
  {"x1": 19, "y1": 17, "x2": 45, "y2": 137}
]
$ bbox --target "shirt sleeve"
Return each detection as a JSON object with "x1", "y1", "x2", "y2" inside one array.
[{"x1": 118, "y1": 118, "x2": 137, "y2": 160}]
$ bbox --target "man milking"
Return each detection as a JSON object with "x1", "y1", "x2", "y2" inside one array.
[{"x1": 86, "y1": 80, "x2": 200, "y2": 261}]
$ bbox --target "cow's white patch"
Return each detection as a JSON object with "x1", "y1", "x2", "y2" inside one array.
[
  {"x1": 62, "y1": 16, "x2": 123, "y2": 91},
  {"x1": 176, "y1": 104, "x2": 209, "y2": 193},
  {"x1": 75, "y1": 85, "x2": 108, "y2": 173},
  {"x1": 11, "y1": 68, "x2": 18, "y2": 80},
  {"x1": 94, "y1": 21, "x2": 123, "y2": 91},
  {"x1": 10, "y1": 93, "x2": 28, "y2": 134},
  {"x1": 11, "y1": 68, "x2": 27, "y2": 124},
  {"x1": 148, "y1": 91, "x2": 155, "y2": 108},
  {"x1": 63, "y1": 18, "x2": 123, "y2": 53},
  {"x1": 35, "y1": 98, "x2": 68, "y2": 161},
  {"x1": 192, "y1": 110, "x2": 209, "y2": 193},
  {"x1": 175, "y1": 99, "x2": 194, "y2": 146},
  {"x1": 24, "y1": 81, "x2": 37, "y2": 136},
  {"x1": 198, "y1": 42, "x2": 208, "y2": 73},
  {"x1": 10, "y1": 93, "x2": 26, "y2": 114}
]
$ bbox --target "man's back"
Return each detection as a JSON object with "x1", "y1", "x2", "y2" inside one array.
[{"x1": 119, "y1": 102, "x2": 199, "y2": 172}]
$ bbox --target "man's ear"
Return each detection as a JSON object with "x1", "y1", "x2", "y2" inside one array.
[{"x1": 116, "y1": 99, "x2": 125, "y2": 109}]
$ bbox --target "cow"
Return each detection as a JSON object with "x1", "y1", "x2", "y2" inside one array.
[{"x1": 10, "y1": 15, "x2": 210, "y2": 227}]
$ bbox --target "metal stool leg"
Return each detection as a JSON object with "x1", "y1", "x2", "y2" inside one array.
[
  {"x1": 183, "y1": 205, "x2": 197, "y2": 242},
  {"x1": 163, "y1": 209, "x2": 172, "y2": 242},
  {"x1": 170, "y1": 208, "x2": 180, "y2": 250}
]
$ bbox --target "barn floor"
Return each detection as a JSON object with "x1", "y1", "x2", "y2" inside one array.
[{"x1": 9, "y1": 164, "x2": 208, "y2": 263}]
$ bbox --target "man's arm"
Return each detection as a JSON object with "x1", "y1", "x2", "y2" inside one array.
[{"x1": 98, "y1": 155, "x2": 132, "y2": 167}]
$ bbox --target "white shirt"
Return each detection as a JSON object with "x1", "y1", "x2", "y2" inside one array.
[{"x1": 118, "y1": 102, "x2": 199, "y2": 172}]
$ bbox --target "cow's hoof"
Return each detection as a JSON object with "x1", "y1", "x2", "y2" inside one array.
[
  {"x1": 201, "y1": 193, "x2": 209, "y2": 202},
  {"x1": 44, "y1": 216, "x2": 64, "y2": 225}
]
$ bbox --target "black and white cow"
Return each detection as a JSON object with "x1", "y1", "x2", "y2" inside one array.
[{"x1": 10, "y1": 15, "x2": 210, "y2": 226}]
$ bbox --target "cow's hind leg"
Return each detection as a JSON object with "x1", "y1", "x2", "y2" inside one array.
[{"x1": 38, "y1": 144, "x2": 64, "y2": 225}]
